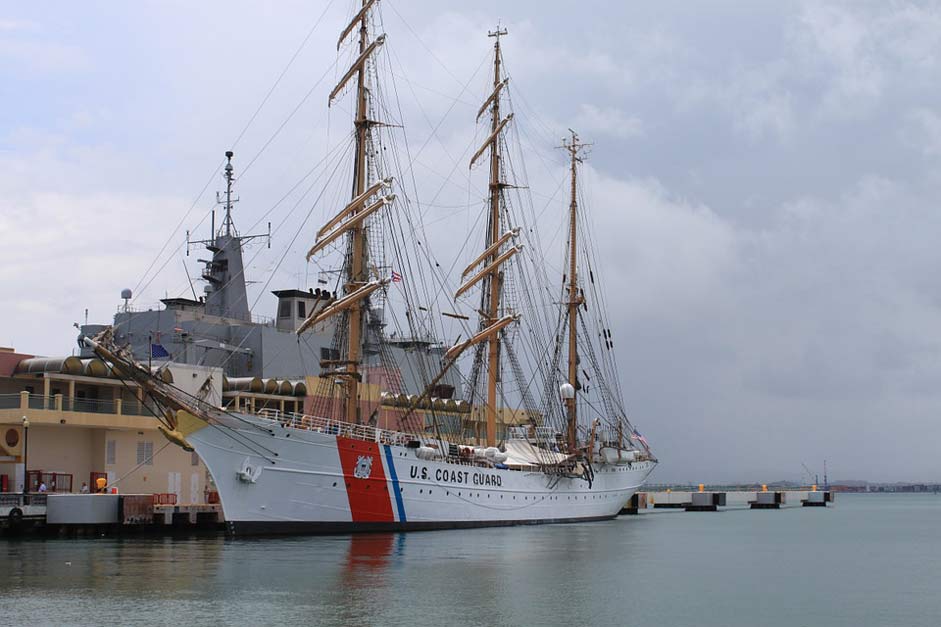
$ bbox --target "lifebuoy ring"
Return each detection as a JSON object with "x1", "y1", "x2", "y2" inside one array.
[{"x1": 8, "y1": 507, "x2": 23, "y2": 524}]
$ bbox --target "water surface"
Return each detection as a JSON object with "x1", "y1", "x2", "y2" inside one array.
[{"x1": 1, "y1": 494, "x2": 937, "y2": 626}]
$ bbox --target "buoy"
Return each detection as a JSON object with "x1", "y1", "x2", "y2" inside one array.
[{"x1": 698, "y1": 483, "x2": 704, "y2": 493}]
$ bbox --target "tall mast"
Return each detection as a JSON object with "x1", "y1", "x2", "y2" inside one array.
[
  {"x1": 299, "y1": 0, "x2": 390, "y2": 422},
  {"x1": 344, "y1": 0, "x2": 371, "y2": 423},
  {"x1": 452, "y1": 26, "x2": 519, "y2": 446},
  {"x1": 562, "y1": 130, "x2": 588, "y2": 453},
  {"x1": 485, "y1": 27, "x2": 507, "y2": 448}
]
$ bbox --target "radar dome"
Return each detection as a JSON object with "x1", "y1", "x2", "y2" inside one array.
[
  {"x1": 120, "y1": 288, "x2": 132, "y2": 300},
  {"x1": 559, "y1": 383, "x2": 575, "y2": 400}
]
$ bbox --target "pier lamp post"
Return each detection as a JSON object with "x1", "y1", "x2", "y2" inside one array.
[{"x1": 21, "y1": 416, "x2": 29, "y2": 495}]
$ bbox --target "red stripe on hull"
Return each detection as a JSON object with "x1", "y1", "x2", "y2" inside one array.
[{"x1": 336, "y1": 436, "x2": 395, "y2": 523}]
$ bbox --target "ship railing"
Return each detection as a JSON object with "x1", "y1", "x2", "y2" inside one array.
[
  {"x1": 256, "y1": 408, "x2": 414, "y2": 446},
  {"x1": 254, "y1": 409, "x2": 530, "y2": 471},
  {"x1": 507, "y1": 426, "x2": 555, "y2": 441},
  {"x1": 251, "y1": 313, "x2": 275, "y2": 327},
  {"x1": 115, "y1": 303, "x2": 162, "y2": 314}
]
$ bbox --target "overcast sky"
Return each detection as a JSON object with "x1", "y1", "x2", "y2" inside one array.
[{"x1": 3, "y1": 1, "x2": 941, "y2": 483}]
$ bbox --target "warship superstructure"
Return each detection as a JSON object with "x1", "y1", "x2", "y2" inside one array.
[{"x1": 79, "y1": 151, "x2": 459, "y2": 404}]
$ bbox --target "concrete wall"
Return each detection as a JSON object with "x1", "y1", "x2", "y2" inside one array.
[
  {"x1": 24, "y1": 425, "x2": 97, "y2": 481},
  {"x1": 102, "y1": 429, "x2": 209, "y2": 502}
]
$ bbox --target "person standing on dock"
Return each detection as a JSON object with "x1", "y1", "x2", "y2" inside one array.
[
  {"x1": 38, "y1": 481, "x2": 47, "y2": 492},
  {"x1": 80, "y1": 482, "x2": 89, "y2": 494}
]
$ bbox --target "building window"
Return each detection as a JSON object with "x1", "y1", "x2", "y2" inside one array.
[
  {"x1": 191, "y1": 451, "x2": 199, "y2": 466},
  {"x1": 106, "y1": 440, "x2": 116, "y2": 465},
  {"x1": 297, "y1": 300, "x2": 306, "y2": 319},
  {"x1": 278, "y1": 300, "x2": 291, "y2": 318},
  {"x1": 137, "y1": 441, "x2": 154, "y2": 466},
  {"x1": 320, "y1": 347, "x2": 340, "y2": 362}
]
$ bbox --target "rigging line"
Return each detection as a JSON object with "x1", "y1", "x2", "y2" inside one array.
[
  {"x1": 378, "y1": 49, "x2": 472, "y2": 337},
  {"x1": 240, "y1": 118, "x2": 355, "y2": 236},
  {"x1": 385, "y1": 0, "x2": 465, "y2": 89},
  {"x1": 194, "y1": 135, "x2": 354, "y2": 320},
  {"x1": 188, "y1": 148, "x2": 351, "y2": 367},
  {"x1": 107, "y1": 442, "x2": 172, "y2": 488},
  {"x1": 385, "y1": 46, "x2": 458, "y2": 167},
  {"x1": 212, "y1": 141, "x2": 355, "y2": 372},
  {"x1": 131, "y1": 160, "x2": 223, "y2": 302},
  {"x1": 384, "y1": 46, "x2": 489, "y2": 188},
  {"x1": 499, "y1": 58, "x2": 560, "y2": 151},
  {"x1": 240, "y1": 55, "x2": 342, "y2": 178},
  {"x1": 231, "y1": 0, "x2": 338, "y2": 149},
  {"x1": 112, "y1": 351, "x2": 282, "y2": 460},
  {"x1": 389, "y1": 71, "x2": 477, "y2": 108}
]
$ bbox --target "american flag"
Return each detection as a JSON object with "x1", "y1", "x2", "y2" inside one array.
[{"x1": 390, "y1": 271, "x2": 403, "y2": 283}]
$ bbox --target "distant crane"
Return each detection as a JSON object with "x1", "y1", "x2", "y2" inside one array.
[{"x1": 801, "y1": 462, "x2": 820, "y2": 487}]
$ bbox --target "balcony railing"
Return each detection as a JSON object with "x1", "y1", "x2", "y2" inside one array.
[{"x1": 0, "y1": 393, "x2": 154, "y2": 418}]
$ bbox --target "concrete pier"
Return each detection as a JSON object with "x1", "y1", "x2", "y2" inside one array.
[
  {"x1": 1, "y1": 493, "x2": 222, "y2": 536},
  {"x1": 619, "y1": 492, "x2": 647, "y2": 515},
  {"x1": 686, "y1": 491, "x2": 726, "y2": 512},
  {"x1": 801, "y1": 490, "x2": 834, "y2": 507},
  {"x1": 749, "y1": 491, "x2": 784, "y2": 509}
]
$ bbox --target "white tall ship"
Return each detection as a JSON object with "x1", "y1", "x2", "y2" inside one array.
[{"x1": 86, "y1": 1, "x2": 656, "y2": 534}]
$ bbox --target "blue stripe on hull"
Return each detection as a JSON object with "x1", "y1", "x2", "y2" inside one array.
[{"x1": 383, "y1": 444, "x2": 407, "y2": 523}]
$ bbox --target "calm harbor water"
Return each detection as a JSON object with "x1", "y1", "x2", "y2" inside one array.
[{"x1": 1, "y1": 493, "x2": 938, "y2": 626}]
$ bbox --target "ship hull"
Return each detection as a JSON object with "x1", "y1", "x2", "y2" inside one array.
[{"x1": 189, "y1": 412, "x2": 655, "y2": 535}]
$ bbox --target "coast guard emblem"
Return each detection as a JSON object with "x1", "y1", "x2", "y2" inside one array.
[{"x1": 353, "y1": 455, "x2": 374, "y2": 479}]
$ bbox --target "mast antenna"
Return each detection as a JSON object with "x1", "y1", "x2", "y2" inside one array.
[{"x1": 217, "y1": 150, "x2": 238, "y2": 238}]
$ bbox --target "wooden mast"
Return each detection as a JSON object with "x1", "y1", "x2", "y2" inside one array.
[
  {"x1": 562, "y1": 130, "x2": 588, "y2": 453},
  {"x1": 345, "y1": 0, "x2": 372, "y2": 423},
  {"x1": 484, "y1": 26, "x2": 507, "y2": 447}
]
